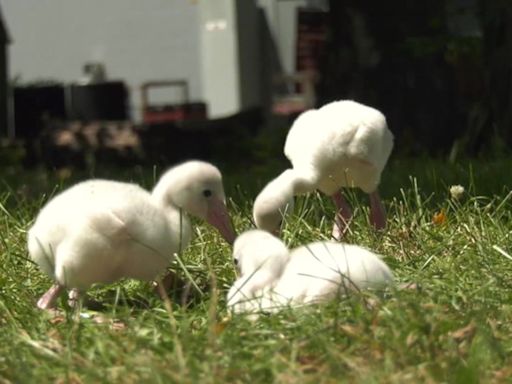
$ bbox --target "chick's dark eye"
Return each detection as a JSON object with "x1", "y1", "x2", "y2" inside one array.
[
  {"x1": 233, "y1": 259, "x2": 238, "y2": 265},
  {"x1": 203, "y1": 189, "x2": 212, "y2": 197}
]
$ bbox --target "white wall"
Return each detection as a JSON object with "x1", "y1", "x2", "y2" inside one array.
[
  {"x1": 198, "y1": 0, "x2": 240, "y2": 118},
  {"x1": 1, "y1": 0, "x2": 201, "y2": 121},
  {"x1": 198, "y1": 0, "x2": 262, "y2": 118}
]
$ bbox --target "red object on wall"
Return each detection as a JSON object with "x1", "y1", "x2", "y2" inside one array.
[
  {"x1": 295, "y1": 8, "x2": 328, "y2": 74},
  {"x1": 141, "y1": 80, "x2": 207, "y2": 124}
]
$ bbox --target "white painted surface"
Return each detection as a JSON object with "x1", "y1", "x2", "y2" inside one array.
[
  {"x1": 198, "y1": 0, "x2": 240, "y2": 118},
  {"x1": 1, "y1": 0, "x2": 201, "y2": 121},
  {"x1": 1, "y1": 0, "x2": 303, "y2": 121}
]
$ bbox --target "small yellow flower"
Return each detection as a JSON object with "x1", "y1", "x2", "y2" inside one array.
[
  {"x1": 449, "y1": 185, "x2": 465, "y2": 201},
  {"x1": 214, "y1": 316, "x2": 231, "y2": 335},
  {"x1": 56, "y1": 167, "x2": 72, "y2": 180},
  {"x1": 432, "y1": 210, "x2": 447, "y2": 225}
]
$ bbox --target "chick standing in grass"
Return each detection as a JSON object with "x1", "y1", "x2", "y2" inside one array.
[
  {"x1": 28, "y1": 160, "x2": 236, "y2": 310},
  {"x1": 253, "y1": 100, "x2": 394, "y2": 240},
  {"x1": 228, "y1": 229, "x2": 394, "y2": 316}
]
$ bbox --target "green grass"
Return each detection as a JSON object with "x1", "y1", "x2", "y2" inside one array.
[{"x1": 1, "y1": 156, "x2": 512, "y2": 383}]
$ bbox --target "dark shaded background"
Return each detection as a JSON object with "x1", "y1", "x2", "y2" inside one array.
[
  {"x1": 318, "y1": 0, "x2": 511, "y2": 158},
  {"x1": 5, "y1": 0, "x2": 512, "y2": 171}
]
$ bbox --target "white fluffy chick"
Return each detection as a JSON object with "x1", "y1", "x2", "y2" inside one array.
[
  {"x1": 227, "y1": 229, "x2": 393, "y2": 316},
  {"x1": 227, "y1": 229, "x2": 290, "y2": 314},
  {"x1": 28, "y1": 160, "x2": 235, "y2": 309},
  {"x1": 253, "y1": 100, "x2": 394, "y2": 240}
]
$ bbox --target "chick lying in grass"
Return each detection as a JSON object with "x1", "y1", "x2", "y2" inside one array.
[{"x1": 227, "y1": 229, "x2": 394, "y2": 316}]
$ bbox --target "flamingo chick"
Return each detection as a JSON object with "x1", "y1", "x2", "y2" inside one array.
[
  {"x1": 227, "y1": 229, "x2": 290, "y2": 314},
  {"x1": 227, "y1": 230, "x2": 393, "y2": 315},
  {"x1": 28, "y1": 160, "x2": 236, "y2": 310},
  {"x1": 253, "y1": 100, "x2": 394, "y2": 240}
]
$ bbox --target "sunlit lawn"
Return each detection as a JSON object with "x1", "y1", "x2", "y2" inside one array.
[{"x1": 1, "y1": 156, "x2": 511, "y2": 383}]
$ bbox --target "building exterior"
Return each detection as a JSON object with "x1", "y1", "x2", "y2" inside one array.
[
  {"x1": 1, "y1": 0, "x2": 326, "y2": 128},
  {"x1": 2, "y1": 0, "x2": 202, "y2": 122}
]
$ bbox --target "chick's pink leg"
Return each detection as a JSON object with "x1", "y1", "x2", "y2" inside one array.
[
  {"x1": 37, "y1": 283, "x2": 65, "y2": 310},
  {"x1": 331, "y1": 191, "x2": 352, "y2": 241},
  {"x1": 369, "y1": 190, "x2": 386, "y2": 230}
]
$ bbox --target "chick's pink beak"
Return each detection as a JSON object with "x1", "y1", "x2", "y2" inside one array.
[{"x1": 206, "y1": 197, "x2": 236, "y2": 245}]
